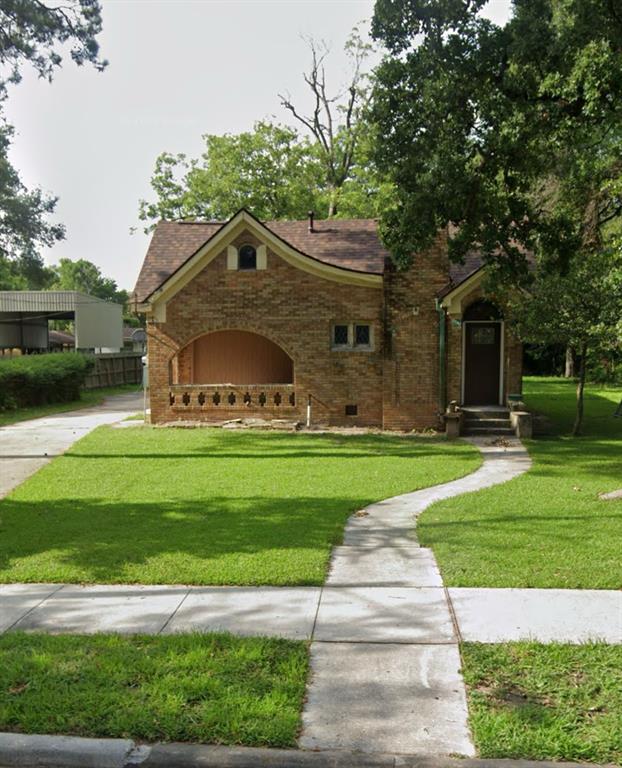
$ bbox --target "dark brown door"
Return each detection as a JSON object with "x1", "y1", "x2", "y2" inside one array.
[{"x1": 464, "y1": 322, "x2": 501, "y2": 405}]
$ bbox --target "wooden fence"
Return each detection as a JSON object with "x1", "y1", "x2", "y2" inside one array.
[{"x1": 83, "y1": 353, "x2": 143, "y2": 389}]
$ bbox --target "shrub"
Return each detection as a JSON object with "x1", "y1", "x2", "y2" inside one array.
[{"x1": 0, "y1": 354, "x2": 94, "y2": 410}]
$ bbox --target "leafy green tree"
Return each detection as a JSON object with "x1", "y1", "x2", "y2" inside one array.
[
  {"x1": 140, "y1": 29, "x2": 394, "y2": 227},
  {"x1": 370, "y1": 0, "x2": 622, "y2": 273},
  {"x1": 0, "y1": 0, "x2": 106, "y2": 286},
  {"x1": 139, "y1": 122, "x2": 326, "y2": 228},
  {"x1": 52, "y1": 257, "x2": 118, "y2": 300},
  {"x1": 497, "y1": 247, "x2": 622, "y2": 435},
  {"x1": 0, "y1": 0, "x2": 106, "y2": 101},
  {"x1": 0, "y1": 124, "x2": 64, "y2": 286}
]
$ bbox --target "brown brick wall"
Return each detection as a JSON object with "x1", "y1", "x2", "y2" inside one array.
[
  {"x1": 145, "y1": 227, "x2": 522, "y2": 427},
  {"x1": 147, "y1": 230, "x2": 385, "y2": 426},
  {"x1": 382, "y1": 235, "x2": 450, "y2": 430}
]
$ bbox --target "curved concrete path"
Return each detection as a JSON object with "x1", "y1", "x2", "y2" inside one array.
[{"x1": 299, "y1": 437, "x2": 531, "y2": 756}]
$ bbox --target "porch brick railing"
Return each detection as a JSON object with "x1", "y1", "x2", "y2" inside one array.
[{"x1": 169, "y1": 383, "x2": 297, "y2": 411}]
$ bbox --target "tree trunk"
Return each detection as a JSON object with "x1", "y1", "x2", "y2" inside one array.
[
  {"x1": 564, "y1": 346, "x2": 575, "y2": 378},
  {"x1": 327, "y1": 187, "x2": 338, "y2": 218},
  {"x1": 572, "y1": 342, "x2": 587, "y2": 436}
]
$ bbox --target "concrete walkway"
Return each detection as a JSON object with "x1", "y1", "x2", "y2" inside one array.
[
  {"x1": 300, "y1": 438, "x2": 531, "y2": 756},
  {"x1": 0, "y1": 391, "x2": 143, "y2": 498}
]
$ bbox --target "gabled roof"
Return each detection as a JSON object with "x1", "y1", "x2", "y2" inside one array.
[
  {"x1": 133, "y1": 214, "x2": 389, "y2": 303},
  {"x1": 440, "y1": 252, "x2": 486, "y2": 298}
]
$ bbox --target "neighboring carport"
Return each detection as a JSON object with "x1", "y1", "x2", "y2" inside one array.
[{"x1": 0, "y1": 291, "x2": 123, "y2": 353}]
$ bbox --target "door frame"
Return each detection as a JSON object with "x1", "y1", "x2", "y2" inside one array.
[{"x1": 461, "y1": 320, "x2": 505, "y2": 405}]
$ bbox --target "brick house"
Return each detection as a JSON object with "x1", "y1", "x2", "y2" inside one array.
[{"x1": 133, "y1": 209, "x2": 522, "y2": 429}]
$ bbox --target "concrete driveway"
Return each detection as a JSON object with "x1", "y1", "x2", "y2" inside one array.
[{"x1": 0, "y1": 391, "x2": 144, "y2": 499}]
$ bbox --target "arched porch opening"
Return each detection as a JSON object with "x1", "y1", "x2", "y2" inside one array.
[{"x1": 173, "y1": 330, "x2": 294, "y2": 385}]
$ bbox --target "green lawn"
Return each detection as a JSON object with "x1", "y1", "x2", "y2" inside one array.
[
  {"x1": 418, "y1": 377, "x2": 622, "y2": 588},
  {"x1": 0, "y1": 632, "x2": 307, "y2": 747},
  {"x1": 0, "y1": 384, "x2": 141, "y2": 427},
  {"x1": 0, "y1": 428, "x2": 479, "y2": 585},
  {"x1": 462, "y1": 642, "x2": 622, "y2": 763}
]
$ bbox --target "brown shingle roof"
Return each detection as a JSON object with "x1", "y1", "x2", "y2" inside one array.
[
  {"x1": 133, "y1": 216, "x2": 388, "y2": 303},
  {"x1": 440, "y1": 252, "x2": 485, "y2": 297}
]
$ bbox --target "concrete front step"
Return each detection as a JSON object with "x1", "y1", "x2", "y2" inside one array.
[
  {"x1": 463, "y1": 427, "x2": 515, "y2": 436},
  {"x1": 461, "y1": 409, "x2": 510, "y2": 420},
  {"x1": 463, "y1": 418, "x2": 512, "y2": 429}
]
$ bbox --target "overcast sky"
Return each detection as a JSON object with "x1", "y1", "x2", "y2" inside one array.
[{"x1": 5, "y1": 0, "x2": 513, "y2": 291}]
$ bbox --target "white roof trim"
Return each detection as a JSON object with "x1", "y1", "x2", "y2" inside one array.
[{"x1": 142, "y1": 210, "x2": 382, "y2": 313}]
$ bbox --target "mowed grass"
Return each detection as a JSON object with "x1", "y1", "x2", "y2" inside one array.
[
  {"x1": 0, "y1": 384, "x2": 141, "y2": 427},
  {"x1": 418, "y1": 377, "x2": 622, "y2": 588},
  {"x1": 0, "y1": 428, "x2": 479, "y2": 584},
  {"x1": 0, "y1": 632, "x2": 307, "y2": 747},
  {"x1": 462, "y1": 642, "x2": 622, "y2": 763}
]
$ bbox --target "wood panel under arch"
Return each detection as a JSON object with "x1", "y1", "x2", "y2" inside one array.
[{"x1": 190, "y1": 330, "x2": 293, "y2": 384}]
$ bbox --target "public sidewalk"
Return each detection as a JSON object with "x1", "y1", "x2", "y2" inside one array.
[
  {"x1": 2, "y1": 582, "x2": 620, "y2": 643},
  {"x1": 0, "y1": 391, "x2": 143, "y2": 498}
]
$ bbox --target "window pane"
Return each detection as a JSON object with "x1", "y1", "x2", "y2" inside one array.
[
  {"x1": 333, "y1": 325, "x2": 349, "y2": 346},
  {"x1": 355, "y1": 324, "x2": 370, "y2": 346},
  {"x1": 472, "y1": 327, "x2": 496, "y2": 345},
  {"x1": 239, "y1": 245, "x2": 257, "y2": 270}
]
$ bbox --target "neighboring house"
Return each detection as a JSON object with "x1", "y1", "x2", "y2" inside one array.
[
  {"x1": 133, "y1": 209, "x2": 522, "y2": 428},
  {"x1": 48, "y1": 329, "x2": 75, "y2": 351}
]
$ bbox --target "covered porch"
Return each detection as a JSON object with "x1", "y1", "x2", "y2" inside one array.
[{"x1": 168, "y1": 329, "x2": 300, "y2": 420}]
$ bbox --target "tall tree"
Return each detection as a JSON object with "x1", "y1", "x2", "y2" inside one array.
[
  {"x1": 52, "y1": 257, "x2": 118, "y2": 301},
  {"x1": 279, "y1": 28, "x2": 377, "y2": 217},
  {"x1": 0, "y1": 0, "x2": 106, "y2": 101},
  {"x1": 0, "y1": 0, "x2": 106, "y2": 285},
  {"x1": 51, "y1": 257, "x2": 138, "y2": 325},
  {"x1": 370, "y1": 0, "x2": 622, "y2": 273}
]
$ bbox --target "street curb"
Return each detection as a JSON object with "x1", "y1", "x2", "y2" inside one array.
[{"x1": 0, "y1": 734, "x2": 612, "y2": 768}]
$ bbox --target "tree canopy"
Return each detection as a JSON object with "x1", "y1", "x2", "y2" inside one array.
[
  {"x1": 370, "y1": 0, "x2": 622, "y2": 273},
  {"x1": 139, "y1": 122, "x2": 326, "y2": 227}
]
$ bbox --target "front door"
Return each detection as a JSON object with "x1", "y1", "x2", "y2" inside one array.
[{"x1": 463, "y1": 322, "x2": 501, "y2": 405}]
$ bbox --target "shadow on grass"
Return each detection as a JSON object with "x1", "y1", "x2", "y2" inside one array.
[
  {"x1": 64, "y1": 430, "x2": 468, "y2": 462},
  {"x1": 0, "y1": 494, "x2": 373, "y2": 584}
]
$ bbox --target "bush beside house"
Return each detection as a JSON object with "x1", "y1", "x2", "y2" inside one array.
[{"x1": 0, "y1": 353, "x2": 94, "y2": 410}]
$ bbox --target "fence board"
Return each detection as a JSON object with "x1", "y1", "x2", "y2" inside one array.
[{"x1": 83, "y1": 353, "x2": 143, "y2": 389}]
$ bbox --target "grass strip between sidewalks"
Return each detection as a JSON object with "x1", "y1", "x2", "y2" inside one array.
[
  {"x1": 462, "y1": 642, "x2": 622, "y2": 764},
  {"x1": 0, "y1": 631, "x2": 308, "y2": 747}
]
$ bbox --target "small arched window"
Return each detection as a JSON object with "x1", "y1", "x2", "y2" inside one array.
[{"x1": 238, "y1": 244, "x2": 257, "y2": 270}]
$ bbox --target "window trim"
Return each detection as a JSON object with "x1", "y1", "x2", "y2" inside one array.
[{"x1": 331, "y1": 322, "x2": 374, "y2": 352}]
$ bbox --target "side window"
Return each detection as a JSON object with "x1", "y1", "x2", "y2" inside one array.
[
  {"x1": 332, "y1": 324, "x2": 350, "y2": 347},
  {"x1": 331, "y1": 323, "x2": 373, "y2": 350},
  {"x1": 354, "y1": 324, "x2": 371, "y2": 347},
  {"x1": 238, "y1": 244, "x2": 257, "y2": 270}
]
